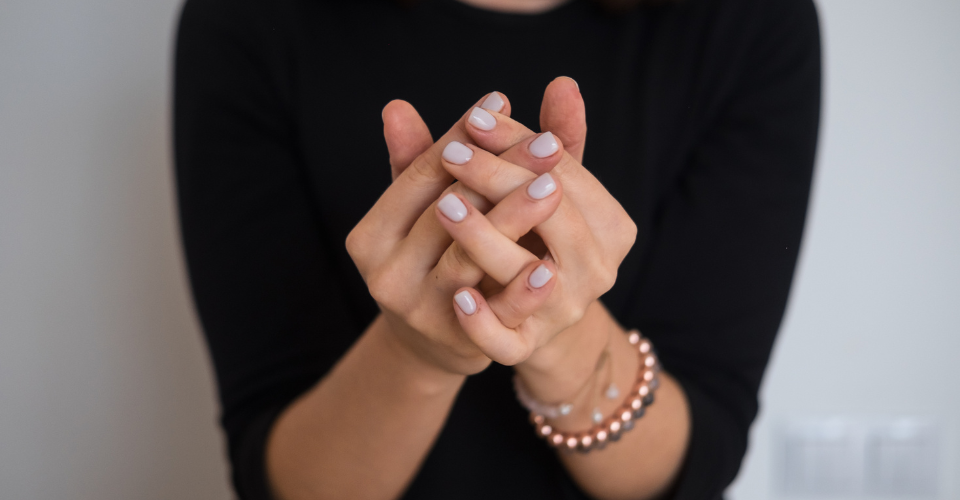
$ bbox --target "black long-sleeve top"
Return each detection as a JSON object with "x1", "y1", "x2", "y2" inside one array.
[{"x1": 173, "y1": 0, "x2": 821, "y2": 498}]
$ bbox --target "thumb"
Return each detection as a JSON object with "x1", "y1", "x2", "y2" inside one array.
[
  {"x1": 539, "y1": 77, "x2": 587, "y2": 164},
  {"x1": 383, "y1": 100, "x2": 434, "y2": 181}
]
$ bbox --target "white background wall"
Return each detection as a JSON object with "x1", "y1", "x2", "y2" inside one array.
[
  {"x1": 729, "y1": 1, "x2": 960, "y2": 498},
  {"x1": 0, "y1": 1, "x2": 956, "y2": 499},
  {"x1": 0, "y1": 1, "x2": 231, "y2": 498}
]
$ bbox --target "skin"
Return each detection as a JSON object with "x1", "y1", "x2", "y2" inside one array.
[
  {"x1": 442, "y1": 88, "x2": 689, "y2": 498},
  {"x1": 267, "y1": 78, "x2": 690, "y2": 500},
  {"x1": 267, "y1": 93, "x2": 558, "y2": 500}
]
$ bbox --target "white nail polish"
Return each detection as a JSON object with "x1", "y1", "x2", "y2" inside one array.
[
  {"x1": 527, "y1": 173, "x2": 556, "y2": 200},
  {"x1": 442, "y1": 141, "x2": 473, "y2": 164},
  {"x1": 528, "y1": 264, "x2": 554, "y2": 289},
  {"x1": 480, "y1": 92, "x2": 504, "y2": 112},
  {"x1": 468, "y1": 107, "x2": 496, "y2": 131},
  {"x1": 438, "y1": 193, "x2": 467, "y2": 222},
  {"x1": 455, "y1": 290, "x2": 477, "y2": 315},
  {"x1": 529, "y1": 132, "x2": 559, "y2": 158}
]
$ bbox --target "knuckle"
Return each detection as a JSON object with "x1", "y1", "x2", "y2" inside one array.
[
  {"x1": 475, "y1": 157, "x2": 499, "y2": 187},
  {"x1": 619, "y1": 216, "x2": 638, "y2": 253},
  {"x1": 406, "y1": 157, "x2": 443, "y2": 187},
  {"x1": 553, "y1": 155, "x2": 582, "y2": 182},
  {"x1": 490, "y1": 158, "x2": 511, "y2": 185},
  {"x1": 444, "y1": 244, "x2": 476, "y2": 283},
  {"x1": 599, "y1": 268, "x2": 618, "y2": 295},
  {"x1": 367, "y1": 267, "x2": 404, "y2": 311},
  {"x1": 493, "y1": 159, "x2": 531, "y2": 195},
  {"x1": 476, "y1": 157, "x2": 512, "y2": 197},
  {"x1": 626, "y1": 217, "x2": 638, "y2": 242},
  {"x1": 588, "y1": 260, "x2": 617, "y2": 296},
  {"x1": 497, "y1": 296, "x2": 527, "y2": 324},
  {"x1": 366, "y1": 274, "x2": 390, "y2": 307},
  {"x1": 345, "y1": 226, "x2": 365, "y2": 262}
]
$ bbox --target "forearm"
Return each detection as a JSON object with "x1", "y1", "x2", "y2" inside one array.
[
  {"x1": 516, "y1": 302, "x2": 691, "y2": 500},
  {"x1": 558, "y1": 369, "x2": 690, "y2": 500},
  {"x1": 266, "y1": 314, "x2": 466, "y2": 500}
]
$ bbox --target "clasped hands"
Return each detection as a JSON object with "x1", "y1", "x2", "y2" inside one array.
[{"x1": 347, "y1": 78, "x2": 637, "y2": 377}]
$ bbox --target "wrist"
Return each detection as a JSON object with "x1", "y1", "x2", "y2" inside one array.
[
  {"x1": 517, "y1": 317, "x2": 640, "y2": 437},
  {"x1": 514, "y1": 301, "x2": 620, "y2": 404},
  {"x1": 369, "y1": 314, "x2": 470, "y2": 396}
]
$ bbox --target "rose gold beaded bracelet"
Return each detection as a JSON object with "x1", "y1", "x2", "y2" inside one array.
[{"x1": 529, "y1": 331, "x2": 660, "y2": 453}]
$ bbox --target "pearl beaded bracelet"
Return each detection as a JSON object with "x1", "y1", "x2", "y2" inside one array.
[{"x1": 526, "y1": 331, "x2": 660, "y2": 453}]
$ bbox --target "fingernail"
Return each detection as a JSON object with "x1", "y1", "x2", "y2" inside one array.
[
  {"x1": 480, "y1": 92, "x2": 504, "y2": 112},
  {"x1": 528, "y1": 264, "x2": 554, "y2": 289},
  {"x1": 529, "y1": 132, "x2": 559, "y2": 158},
  {"x1": 455, "y1": 290, "x2": 477, "y2": 315},
  {"x1": 438, "y1": 193, "x2": 468, "y2": 222},
  {"x1": 468, "y1": 107, "x2": 496, "y2": 131},
  {"x1": 527, "y1": 173, "x2": 556, "y2": 200},
  {"x1": 442, "y1": 141, "x2": 473, "y2": 164}
]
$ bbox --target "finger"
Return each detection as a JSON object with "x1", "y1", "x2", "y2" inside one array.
[
  {"x1": 478, "y1": 90, "x2": 512, "y2": 117},
  {"x1": 443, "y1": 148, "x2": 622, "y2": 301},
  {"x1": 360, "y1": 95, "x2": 490, "y2": 247},
  {"x1": 486, "y1": 260, "x2": 557, "y2": 329},
  {"x1": 452, "y1": 288, "x2": 534, "y2": 366},
  {"x1": 445, "y1": 157, "x2": 604, "y2": 287},
  {"x1": 497, "y1": 131, "x2": 562, "y2": 176},
  {"x1": 434, "y1": 192, "x2": 540, "y2": 286},
  {"x1": 463, "y1": 93, "x2": 547, "y2": 157},
  {"x1": 426, "y1": 171, "x2": 562, "y2": 293},
  {"x1": 533, "y1": 194, "x2": 599, "y2": 268},
  {"x1": 484, "y1": 172, "x2": 561, "y2": 242},
  {"x1": 382, "y1": 100, "x2": 433, "y2": 181},
  {"x1": 540, "y1": 76, "x2": 587, "y2": 164},
  {"x1": 382, "y1": 92, "x2": 514, "y2": 181},
  {"x1": 446, "y1": 134, "x2": 608, "y2": 218},
  {"x1": 353, "y1": 118, "x2": 485, "y2": 276},
  {"x1": 395, "y1": 127, "x2": 560, "y2": 275},
  {"x1": 396, "y1": 182, "x2": 492, "y2": 275},
  {"x1": 365, "y1": 92, "x2": 528, "y2": 244},
  {"x1": 440, "y1": 134, "x2": 619, "y2": 278},
  {"x1": 440, "y1": 135, "x2": 563, "y2": 204}
]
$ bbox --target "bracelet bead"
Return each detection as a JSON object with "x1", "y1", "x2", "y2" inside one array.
[
  {"x1": 550, "y1": 433, "x2": 565, "y2": 447},
  {"x1": 595, "y1": 428, "x2": 608, "y2": 444},
  {"x1": 607, "y1": 419, "x2": 622, "y2": 441},
  {"x1": 523, "y1": 330, "x2": 661, "y2": 454}
]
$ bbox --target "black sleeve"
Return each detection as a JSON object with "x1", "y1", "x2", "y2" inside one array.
[
  {"x1": 625, "y1": 0, "x2": 821, "y2": 498},
  {"x1": 174, "y1": 1, "x2": 358, "y2": 498}
]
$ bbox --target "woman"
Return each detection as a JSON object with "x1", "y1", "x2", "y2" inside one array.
[{"x1": 174, "y1": 0, "x2": 821, "y2": 498}]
